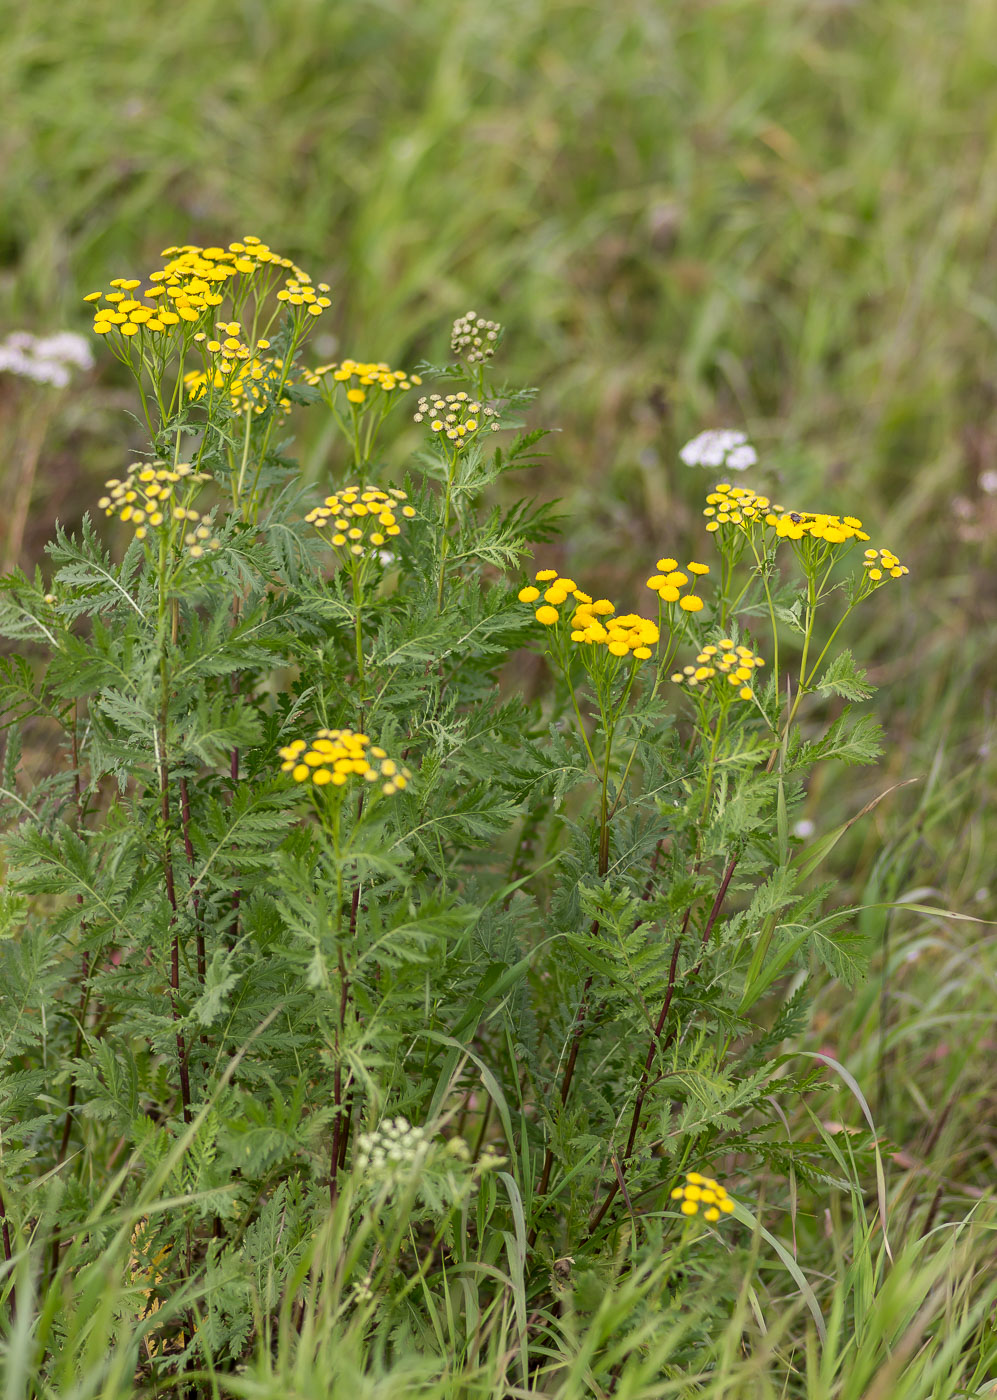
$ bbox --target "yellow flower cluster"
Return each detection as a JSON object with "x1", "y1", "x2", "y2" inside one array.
[
  {"x1": 303, "y1": 359, "x2": 422, "y2": 400},
  {"x1": 275, "y1": 278, "x2": 332, "y2": 316},
  {"x1": 702, "y1": 483, "x2": 779, "y2": 533},
  {"x1": 84, "y1": 237, "x2": 324, "y2": 339},
  {"x1": 670, "y1": 638, "x2": 765, "y2": 701},
  {"x1": 97, "y1": 462, "x2": 217, "y2": 555},
  {"x1": 862, "y1": 546, "x2": 909, "y2": 582},
  {"x1": 645, "y1": 558, "x2": 710, "y2": 611},
  {"x1": 772, "y1": 510, "x2": 869, "y2": 543},
  {"x1": 184, "y1": 324, "x2": 293, "y2": 416},
  {"x1": 413, "y1": 391, "x2": 499, "y2": 444},
  {"x1": 305, "y1": 486, "x2": 416, "y2": 555},
  {"x1": 279, "y1": 729, "x2": 411, "y2": 794},
  {"x1": 703, "y1": 483, "x2": 871, "y2": 544},
  {"x1": 670, "y1": 1171, "x2": 735, "y2": 1221},
  {"x1": 518, "y1": 571, "x2": 659, "y2": 661},
  {"x1": 572, "y1": 603, "x2": 659, "y2": 659}
]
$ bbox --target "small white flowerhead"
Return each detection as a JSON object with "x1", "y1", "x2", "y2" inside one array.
[
  {"x1": 354, "y1": 1114, "x2": 430, "y2": 1177},
  {"x1": 680, "y1": 429, "x2": 757, "y2": 472}
]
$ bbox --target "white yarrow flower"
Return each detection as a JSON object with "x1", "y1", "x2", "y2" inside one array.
[
  {"x1": 355, "y1": 1115, "x2": 430, "y2": 1177},
  {"x1": 0, "y1": 330, "x2": 94, "y2": 388},
  {"x1": 680, "y1": 429, "x2": 757, "y2": 471}
]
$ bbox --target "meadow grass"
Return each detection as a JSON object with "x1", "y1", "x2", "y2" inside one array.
[{"x1": 1, "y1": 1, "x2": 996, "y2": 1395}]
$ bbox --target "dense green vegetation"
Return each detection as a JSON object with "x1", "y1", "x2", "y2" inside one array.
[{"x1": 1, "y1": 1, "x2": 995, "y2": 1395}]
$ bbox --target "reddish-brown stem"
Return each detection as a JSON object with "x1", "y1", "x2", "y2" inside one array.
[
  {"x1": 695, "y1": 855, "x2": 738, "y2": 957},
  {"x1": 588, "y1": 854, "x2": 739, "y2": 1237},
  {"x1": 55, "y1": 951, "x2": 89, "y2": 1168},
  {"x1": 0, "y1": 1183, "x2": 14, "y2": 1322},
  {"x1": 622, "y1": 934, "x2": 683, "y2": 1161},
  {"x1": 179, "y1": 778, "x2": 207, "y2": 987},
  {"x1": 529, "y1": 945, "x2": 597, "y2": 1242},
  {"x1": 1, "y1": 1183, "x2": 13, "y2": 1268},
  {"x1": 530, "y1": 801, "x2": 616, "y2": 1245}
]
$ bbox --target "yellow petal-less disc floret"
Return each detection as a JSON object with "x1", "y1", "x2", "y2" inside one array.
[
  {"x1": 306, "y1": 484, "x2": 413, "y2": 557},
  {"x1": 671, "y1": 1170, "x2": 736, "y2": 1221},
  {"x1": 97, "y1": 460, "x2": 214, "y2": 555},
  {"x1": 646, "y1": 559, "x2": 709, "y2": 613},
  {"x1": 278, "y1": 728, "x2": 411, "y2": 795},
  {"x1": 413, "y1": 389, "x2": 499, "y2": 447},
  {"x1": 303, "y1": 357, "x2": 421, "y2": 398},
  {"x1": 861, "y1": 545, "x2": 909, "y2": 587},
  {"x1": 672, "y1": 639, "x2": 765, "y2": 703},
  {"x1": 86, "y1": 236, "x2": 323, "y2": 348},
  {"x1": 518, "y1": 575, "x2": 658, "y2": 662}
]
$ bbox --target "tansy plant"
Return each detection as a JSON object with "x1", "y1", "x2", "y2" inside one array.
[{"x1": 1, "y1": 243, "x2": 919, "y2": 1387}]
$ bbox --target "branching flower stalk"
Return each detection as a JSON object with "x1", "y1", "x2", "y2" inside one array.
[
  {"x1": 277, "y1": 729, "x2": 411, "y2": 1202},
  {"x1": 303, "y1": 359, "x2": 423, "y2": 473},
  {"x1": 520, "y1": 569, "x2": 660, "y2": 1222},
  {"x1": 588, "y1": 853, "x2": 739, "y2": 1237}
]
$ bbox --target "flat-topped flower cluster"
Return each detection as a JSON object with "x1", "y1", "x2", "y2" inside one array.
[
  {"x1": 413, "y1": 391, "x2": 499, "y2": 445},
  {"x1": 704, "y1": 483, "x2": 870, "y2": 542},
  {"x1": 518, "y1": 570, "x2": 660, "y2": 662},
  {"x1": 862, "y1": 546, "x2": 908, "y2": 580},
  {"x1": 279, "y1": 729, "x2": 411, "y2": 794},
  {"x1": 671, "y1": 639, "x2": 765, "y2": 702},
  {"x1": 97, "y1": 461, "x2": 217, "y2": 554},
  {"x1": 306, "y1": 486, "x2": 416, "y2": 555},
  {"x1": 303, "y1": 359, "x2": 422, "y2": 400},
  {"x1": 83, "y1": 236, "x2": 327, "y2": 342},
  {"x1": 702, "y1": 482, "x2": 908, "y2": 581},
  {"x1": 670, "y1": 1170, "x2": 736, "y2": 1221}
]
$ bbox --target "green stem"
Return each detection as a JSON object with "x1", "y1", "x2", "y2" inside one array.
[
  {"x1": 751, "y1": 537, "x2": 780, "y2": 688},
  {"x1": 234, "y1": 406, "x2": 253, "y2": 512},
  {"x1": 598, "y1": 719, "x2": 614, "y2": 875},
  {"x1": 699, "y1": 715, "x2": 724, "y2": 824},
  {"x1": 803, "y1": 602, "x2": 857, "y2": 690},
  {"x1": 352, "y1": 566, "x2": 365, "y2": 687},
  {"x1": 563, "y1": 662, "x2": 599, "y2": 778},
  {"x1": 436, "y1": 450, "x2": 459, "y2": 613}
]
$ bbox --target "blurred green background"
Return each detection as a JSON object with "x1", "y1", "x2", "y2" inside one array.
[{"x1": 2, "y1": 0, "x2": 996, "y2": 1179}]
